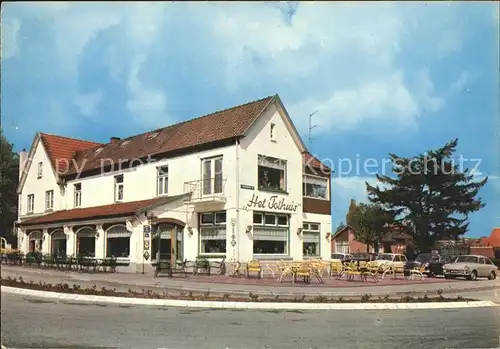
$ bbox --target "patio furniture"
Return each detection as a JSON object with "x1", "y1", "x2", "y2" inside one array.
[
  {"x1": 410, "y1": 265, "x2": 426, "y2": 280},
  {"x1": 154, "y1": 259, "x2": 188, "y2": 278},
  {"x1": 246, "y1": 260, "x2": 262, "y2": 278},
  {"x1": 193, "y1": 257, "x2": 211, "y2": 275},
  {"x1": 210, "y1": 257, "x2": 226, "y2": 275}
]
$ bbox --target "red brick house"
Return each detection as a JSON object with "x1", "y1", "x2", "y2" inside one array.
[
  {"x1": 330, "y1": 224, "x2": 413, "y2": 255},
  {"x1": 469, "y1": 228, "x2": 500, "y2": 260}
]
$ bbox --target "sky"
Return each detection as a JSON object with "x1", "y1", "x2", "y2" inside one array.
[{"x1": 1, "y1": 2, "x2": 499, "y2": 238}]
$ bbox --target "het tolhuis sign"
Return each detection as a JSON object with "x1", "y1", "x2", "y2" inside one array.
[{"x1": 244, "y1": 193, "x2": 301, "y2": 212}]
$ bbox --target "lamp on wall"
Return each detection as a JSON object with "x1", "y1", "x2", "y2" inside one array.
[
  {"x1": 326, "y1": 232, "x2": 331, "y2": 240},
  {"x1": 297, "y1": 228, "x2": 303, "y2": 236},
  {"x1": 95, "y1": 231, "x2": 100, "y2": 238},
  {"x1": 187, "y1": 225, "x2": 193, "y2": 235},
  {"x1": 246, "y1": 225, "x2": 253, "y2": 234}
]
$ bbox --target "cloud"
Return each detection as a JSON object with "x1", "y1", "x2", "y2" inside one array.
[
  {"x1": 73, "y1": 90, "x2": 104, "y2": 119},
  {"x1": 1, "y1": 18, "x2": 21, "y2": 59},
  {"x1": 0, "y1": 2, "x2": 488, "y2": 137}
]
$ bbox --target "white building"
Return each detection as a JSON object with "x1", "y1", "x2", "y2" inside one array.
[{"x1": 16, "y1": 95, "x2": 333, "y2": 273}]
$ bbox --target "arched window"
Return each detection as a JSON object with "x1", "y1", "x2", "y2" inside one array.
[
  {"x1": 106, "y1": 225, "x2": 131, "y2": 258},
  {"x1": 76, "y1": 227, "x2": 96, "y2": 257},
  {"x1": 28, "y1": 231, "x2": 42, "y2": 253},
  {"x1": 51, "y1": 230, "x2": 67, "y2": 256}
]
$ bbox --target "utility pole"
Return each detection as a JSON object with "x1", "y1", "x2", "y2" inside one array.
[{"x1": 308, "y1": 110, "x2": 319, "y2": 147}]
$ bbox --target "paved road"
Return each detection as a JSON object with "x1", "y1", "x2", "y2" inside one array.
[{"x1": 2, "y1": 293, "x2": 499, "y2": 349}]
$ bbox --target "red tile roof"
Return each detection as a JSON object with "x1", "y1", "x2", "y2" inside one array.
[
  {"x1": 303, "y1": 152, "x2": 331, "y2": 172},
  {"x1": 40, "y1": 133, "x2": 103, "y2": 173},
  {"x1": 67, "y1": 95, "x2": 275, "y2": 175},
  {"x1": 489, "y1": 228, "x2": 500, "y2": 247},
  {"x1": 19, "y1": 195, "x2": 185, "y2": 226}
]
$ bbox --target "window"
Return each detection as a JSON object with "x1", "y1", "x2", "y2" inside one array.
[
  {"x1": 202, "y1": 156, "x2": 223, "y2": 195},
  {"x1": 157, "y1": 166, "x2": 168, "y2": 196},
  {"x1": 199, "y1": 211, "x2": 226, "y2": 255},
  {"x1": 252, "y1": 212, "x2": 289, "y2": 255},
  {"x1": 27, "y1": 194, "x2": 35, "y2": 213},
  {"x1": 114, "y1": 175, "x2": 124, "y2": 202},
  {"x1": 303, "y1": 174, "x2": 328, "y2": 199},
  {"x1": 37, "y1": 162, "x2": 43, "y2": 178},
  {"x1": 106, "y1": 225, "x2": 131, "y2": 258},
  {"x1": 485, "y1": 258, "x2": 493, "y2": 265},
  {"x1": 74, "y1": 183, "x2": 82, "y2": 207},
  {"x1": 303, "y1": 222, "x2": 320, "y2": 257},
  {"x1": 270, "y1": 123, "x2": 276, "y2": 140},
  {"x1": 258, "y1": 155, "x2": 286, "y2": 192},
  {"x1": 45, "y1": 190, "x2": 54, "y2": 210}
]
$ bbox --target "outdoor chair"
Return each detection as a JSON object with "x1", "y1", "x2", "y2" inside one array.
[
  {"x1": 295, "y1": 264, "x2": 312, "y2": 283},
  {"x1": 210, "y1": 257, "x2": 226, "y2": 275},
  {"x1": 246, "y1": 260, "x2": 262, "y2": 278},
  {"x1": 277, "y1": 260, "x2": 294, "y2": 283},
  {"x1": 410, "y1": 265, "x2": 426, "y2": 280}
]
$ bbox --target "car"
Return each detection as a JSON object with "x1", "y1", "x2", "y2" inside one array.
[
  {"x1": 373, "y1": 253, "x2": 407, "y2": 270},
  {"x1": 442, "y1": 255, "x2": 498, "y2": 281},
  {"x1": 405, "y1": 253, "x2": 455, "y2": 276},
  {"x1": 331, "y1": 253, "x2": 351, "y2": 262},
  {"x1": 346, "y1": 252, "x2": 379, "y2": 262}
]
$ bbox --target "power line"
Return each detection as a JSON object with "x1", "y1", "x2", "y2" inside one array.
[{"x1": 308, "y1": 110, "x2": 319, "y2": 147}]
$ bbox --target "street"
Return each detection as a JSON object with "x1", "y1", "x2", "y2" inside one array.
[{"x1": 1, "y1": 293, "x2": 499, "y2": 349}]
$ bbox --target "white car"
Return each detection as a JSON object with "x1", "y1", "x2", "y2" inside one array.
[
  {"x1": 330, "y1": 253, "x2": 351, "y2": 262},
  {"x1": 373, "y1": 253, "x2": 408, "y2": 270},
  {"x1": 442, "y1": 255, "x2": 497, "y2": 281}
]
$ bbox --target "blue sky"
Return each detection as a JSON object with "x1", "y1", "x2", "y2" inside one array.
[{"x1": 1, "y1": 2, "x2": 499, "y2": 237}]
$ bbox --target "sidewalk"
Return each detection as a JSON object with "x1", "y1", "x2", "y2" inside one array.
[{"x1": 1, "y1": 265, "x2": 498, "y2": 298}]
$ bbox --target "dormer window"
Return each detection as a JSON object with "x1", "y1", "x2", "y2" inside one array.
[
  {"x1": 37, "y1": 162, "x2": 43, "y2": 179},
  {"x1": 270, "y1": 123, "x2": 276, "y2": 141},
  {"x1": 114, "y1": 175, "x2": 124, "y2": 202}
]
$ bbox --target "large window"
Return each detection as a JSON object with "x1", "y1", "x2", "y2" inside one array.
[
  {"x1": 253, "y1": 212, "x2": 289, "y2": 255},
  {"x1": 202, "y1": 156, "x2": 223, "y2": 195},
  {"x1": 45, "y1": 190, "x2": 54, "y2": 210},
  {"x1": 303, "y1": 175, "x2": 328, "y2": 200},
  {"x1": 302, "y1": 222, "x2": 320, "y2": 257},
  {"x1": 258, "y1": 155, "x2": 286, "y2": 192},
  {"x1": 74, "y1": 183, "x2": 82, "y2": 207},
  {"x1": 199, "y1": 211, "x2": 226, "y2": 255},
  {"x1": 106, "y1": 225, "x2": 131, "y2": 259},
  {"x1": 157, "y1": 166, "x2": 168, "y2": 195},
  {"x1": 51, "y1": 230, "x2": 67, "y2": 256},
  {"x1": 76, "y1": 227, "x2": 96, "y2": 257},
  {"x1": 114, "y1": 175, "x2": 124, "y2": 202},
  {"x1": 27, "y1": 194, "x2": 35, "y2": 213}
]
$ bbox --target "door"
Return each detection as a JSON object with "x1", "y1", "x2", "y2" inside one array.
[{"x1": 477, "y1": 257, "x2": 486, "y2": 277}]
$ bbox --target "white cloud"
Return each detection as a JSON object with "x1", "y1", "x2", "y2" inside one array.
[
  {"x1": 126, "y1": 55, "x2": 167, "y2": 126},
  {"x1": 74, "y1": 90, "x2": 104, "y2": 119},
  {"x1": 1, "y1": 2, "x2": 474, "y2": 132},
  {"x1": 1, "y1": 18, "x2": 21, "y2": 59}
]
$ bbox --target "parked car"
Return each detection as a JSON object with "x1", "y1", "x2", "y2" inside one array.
[
  {"x1": 331, "y1": 253, "x2": 351, "y2": 262},
  {"x1": 373, "y1": 253, "x2": 407, "y2": 269},
  {"x1": 442, "y1": 255, "x2": 498, "y2": 281},
  {"x1": 347, "y1": 252, "x2": 379, "y2": 262},
  {"x1": 405, "y1": 253, "x2": 455, "y2": 276}
]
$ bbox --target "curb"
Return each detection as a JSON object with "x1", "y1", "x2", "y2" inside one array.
[{"x1": 2, "y1": 286, "x2": 498, "y2": 310}]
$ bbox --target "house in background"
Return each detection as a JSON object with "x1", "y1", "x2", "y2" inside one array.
[
  {"x1": 15, "y1": 94, "x2": 333, "y2": 273},
  {"x1": 468, "y1": 228, "x2": 500, "y2": 260},
  {"x1": 330, "y1": 224, "x2": 413, "y2": 255}
]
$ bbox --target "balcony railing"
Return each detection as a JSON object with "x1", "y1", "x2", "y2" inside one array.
[{"x1": 184, "y1": 178, "x2": 227, "y2": 203}]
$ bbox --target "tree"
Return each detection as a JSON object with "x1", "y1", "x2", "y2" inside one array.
[
  {"x1": 366, "y1": 138, "x2": 487, "y2": 252},
  {"x1": 346, "y1": 201, "x2": 393, "y2": 252},
  {"x1": 0, "y1": 129, "x2": 19, "y2": 245}
]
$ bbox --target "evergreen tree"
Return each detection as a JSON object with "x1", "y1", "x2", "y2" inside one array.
[
  {"x1": 334, "y1": 221, "x2": 345, "y2": 233},
  {"x1": 366, "y1": 139, "x2": 487, "y2": 252},
  {"x1": 0, "y1": 129, "x2": 19, "y2": 245}
]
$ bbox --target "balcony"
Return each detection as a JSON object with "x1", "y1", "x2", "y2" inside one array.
[{"x1": 183, "y1": 178, "x2": 227, "y2": 204}]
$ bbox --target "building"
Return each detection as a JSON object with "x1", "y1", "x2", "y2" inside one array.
[
  {"x1": 468, "y1": 228, "x2": 500, "y2": 260},
  {"x1": 15, "y1": 94, "x2": 333, "y2": 273}
]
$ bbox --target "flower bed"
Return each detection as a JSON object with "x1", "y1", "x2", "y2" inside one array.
[{"x1": 1, "y1": 276, "x2": 477, "y2": 303}]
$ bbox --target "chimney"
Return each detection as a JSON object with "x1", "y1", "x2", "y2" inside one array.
[
  {"x1": 110, "y1": 137, "x2": 120, "y2": 144},
  {"x1": 19, "y1": 149, "x2": 27, "y2": 179}
]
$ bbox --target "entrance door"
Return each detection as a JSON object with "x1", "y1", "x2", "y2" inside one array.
[{"x1": 154, "y1": 224, "x2": 183, "y2": 265}]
